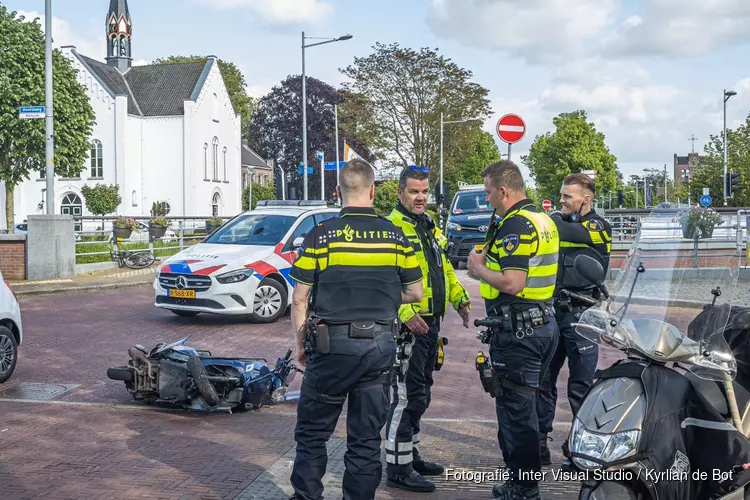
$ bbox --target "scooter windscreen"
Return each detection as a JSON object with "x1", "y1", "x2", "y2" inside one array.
[{"x1": 574, "y1": 206, "x2": 740, "y2": 382}]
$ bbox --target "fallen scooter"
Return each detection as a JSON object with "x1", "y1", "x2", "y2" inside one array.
[
  {"x1": 107, "y1": 336, "x2": 302, "y2": 413},
  {"x1": 566, "y1": 213, "x2": 750, "y2": 500}
]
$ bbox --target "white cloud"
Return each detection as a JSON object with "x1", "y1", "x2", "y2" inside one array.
[
  {"x1": 603, "y1": 0, "x2": 750, "y2": 57},
  {"x1": 426, "y1": 0, "x2": 618, "y2": 63},
  {"x1": 195, "y1": 0, "x2": 333, "y2": 27},
  {"x1": 16, "y1": 10, "x2": 104, "y2": 60}
]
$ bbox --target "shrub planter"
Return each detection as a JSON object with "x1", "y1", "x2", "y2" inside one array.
[
  {"x1": 113, "y1": 226, "x2": 132, "y2": 240},
  {"x1": 149, "y1": 225, "x2": 167, "y2": 239},
  {"x1": 682, "y1": 224, "x2": 714, "y2": 239}
]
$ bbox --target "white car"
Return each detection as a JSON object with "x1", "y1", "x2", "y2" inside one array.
[
  {"x1": 0, "y1": 271, "x2": 23, "y2": 383},
  {"x1": 153, "y1": 201, "x2": 340, "y2": 323}
]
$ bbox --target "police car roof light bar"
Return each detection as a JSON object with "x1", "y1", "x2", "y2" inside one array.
[{"x1": 256, "y1": 200, "x2": 328, "y2": 207}]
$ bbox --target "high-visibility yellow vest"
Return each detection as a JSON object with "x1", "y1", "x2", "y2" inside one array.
[
  {"x1": 388, "y1": 208, "x2": 469, "y2": 323},
  {"x1": 480, "y1": 207, "x2": 559, "y2": 302}
]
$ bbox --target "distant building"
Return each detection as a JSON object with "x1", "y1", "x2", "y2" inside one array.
[
  {"x1": 3, "y1": 0, "x2": 242, "y2": 229},
  {"x1": 241, "y1": 140, "x2": 274, "y2": 191},
  {"x1": 674, "y1": 152, "x2": 700, "y2": 184}
]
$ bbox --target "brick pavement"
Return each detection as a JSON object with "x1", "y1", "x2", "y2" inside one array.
[{"x1": 0, "y1": 271, "x2": 633, "y2": 498}]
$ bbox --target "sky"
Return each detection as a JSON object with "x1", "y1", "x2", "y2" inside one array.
[{"x1": 7, "y1": 0, "x2": 750, "y2": 187}]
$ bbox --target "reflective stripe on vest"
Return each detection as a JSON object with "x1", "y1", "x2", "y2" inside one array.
[{"x1": 479, "y1": 208, "x2": 559, "y2": 302}]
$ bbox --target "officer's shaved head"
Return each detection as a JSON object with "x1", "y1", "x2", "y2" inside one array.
[
  {"x1": 339, "y1": 159, "x2": 375, "y2": 199},
  {"x1": 483, "y1": 160, "x2": 525, "y2": 193},
  {"x1": 563, "y1": 173, "x2": 596, "y2": 196}
]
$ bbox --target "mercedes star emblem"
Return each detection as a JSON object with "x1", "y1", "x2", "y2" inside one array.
[
  {"x1": 176, "y1": 276, "x2": 188, "y2": 289},
  {"x1": 478, "y1": 225, "x2": 489, "y2": 232}
]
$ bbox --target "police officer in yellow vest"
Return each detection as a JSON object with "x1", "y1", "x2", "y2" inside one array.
[
  {"x1": 384, "y1": 165, "x2": 471, "y2": 493},
  {"x1": 467, "y1": 160, "x2": 560, "y2": 500}
]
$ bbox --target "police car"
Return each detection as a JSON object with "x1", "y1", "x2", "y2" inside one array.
[
  {"x1": 153, "y1": 201, "x2": 339, "y2": 323},
  {"x1": 444, "y1": 184, "x2": 493, "y2": 267}
]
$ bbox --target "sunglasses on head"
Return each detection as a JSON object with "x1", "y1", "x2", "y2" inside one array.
[{"x1": 408, "y1": 165, "x2": 430, "y2": 173}]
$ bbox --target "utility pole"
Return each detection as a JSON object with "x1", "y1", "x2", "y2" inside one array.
[
  {"x1": 45, "y1": 0, "x2": 54, "y2": 214},
  {"x1": 664, "y1": 163, "x2": 668, "y2": 204}
]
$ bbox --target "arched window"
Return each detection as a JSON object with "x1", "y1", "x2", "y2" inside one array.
[
  {"x1": 203, "y1": 143, "x2": 208, "y2": 180},
  {"x1": 61, "y1": 192, "x2": 83, "y2": 232},
  {"x1": 223, "y1": 146, "x2": 227, "y2": 181},
  {"x1": 212, "y1": 93, "x2": 219, "y2": 122},
  {"x1": 212, "y1": 192, "x2": 221, "y2": 217},
  {"x1": 90, "y1": 140, "x2": 103, "y2": 177},
  {"x1": 131, "y1": 190, "x2": 137, "y2": 207},
  {"x1": 212, "y1": 137, "x2": 219, "y2": 181}
]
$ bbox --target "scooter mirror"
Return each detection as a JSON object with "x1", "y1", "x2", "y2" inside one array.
[{"x1": 574, "y1": 254, "x2": 606, "y2": 286}]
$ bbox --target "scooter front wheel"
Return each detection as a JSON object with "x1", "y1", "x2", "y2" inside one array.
[
  {"x1": 579, "y1": 480, "x2": 646, "y2": 500},
  {"x1": 186, "y1": 356, "x2": 219, "y2": 407}
]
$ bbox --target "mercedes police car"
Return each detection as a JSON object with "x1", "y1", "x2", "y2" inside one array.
[
  {"x1": 154, "y1": 201, "x2": 339, "y2": 323},
  {"x1": 444, "y1": 184, "x2": 493, "y2": 268}
]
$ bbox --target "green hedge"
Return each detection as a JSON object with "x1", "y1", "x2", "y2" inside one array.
[{"x1": 75, "y1": 238, "x2": 203, "y2": 264}]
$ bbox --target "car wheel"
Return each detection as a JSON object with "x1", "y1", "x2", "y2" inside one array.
[
  {"x1": 0, "y1": 326, "x2": 18, "y2": 384},
  {"x1": 170, "y1": 310, "x2": 200, "y2": 317},
  {"x1": 249, "y1": 278, "x2": 287, "y2": 323}
]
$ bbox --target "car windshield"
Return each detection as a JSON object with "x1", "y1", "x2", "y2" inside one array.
[
  {"x1": 452, "y1": 192, "x2": 491, "y2": 214},
  {"x1": 204, "y1": 214, "x2": 296, "y2": 245}
]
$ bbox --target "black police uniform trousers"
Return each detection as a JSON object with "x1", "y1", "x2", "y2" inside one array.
[
  {"x1": 537, "y1": 306, "x2": 599, "y2": 436},
  {"x1": 490, "y1": 313, "x2": 558, "y2": 488},
  {"x1": 290, "y1": 330, "x2": 397, "y2": 500},
  {"x1": 384, "y1": 315, "x2": 440, "y2": 469}
]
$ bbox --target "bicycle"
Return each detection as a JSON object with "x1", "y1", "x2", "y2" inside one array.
[{"x1": 111, "y1": 249, "x2": 156, "y2": 269}]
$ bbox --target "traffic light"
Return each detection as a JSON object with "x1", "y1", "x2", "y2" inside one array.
[
  {"x1": 618, "y1": 190, "x2": 624, "y2": 206},
  {"x1": 727, "y1": 170, "x2": 741, "y2": 198}
]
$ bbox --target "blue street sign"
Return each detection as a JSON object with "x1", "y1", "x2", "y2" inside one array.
[
  {"x1": 700, "y1": 194, "x2": 712, "y2": 207},
  {"x1": 297, "y1": 167, "x2": 314, "y2": 175},
  {"x1": 316, "y1": 151, "x2": 324, "y2": 160},
  {"x1": 19, "y1": 106, "x2": 45, "y2": 119}
]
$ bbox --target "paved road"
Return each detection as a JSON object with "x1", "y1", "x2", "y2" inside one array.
[{"x1": 0, "y1": 271, "x2": 628, "y2": 499}]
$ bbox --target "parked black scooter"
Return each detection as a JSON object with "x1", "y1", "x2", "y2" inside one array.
[{"x1": 566, "y1": 225, "x2": 750, "y2": 499}]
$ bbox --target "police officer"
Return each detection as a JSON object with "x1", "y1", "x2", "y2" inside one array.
[
  {"x1": 467, "y1": 160, "x2": 560, "y2": 500},
  {"x1": 384, "y1": 165, "x2": 471, "y2": 492},
  {"x1": 537, "y1": 173, "x2": 612, "y2": 470},
  {"x1": 288, "y1": 159, "x2": 425, "y2": 500}
]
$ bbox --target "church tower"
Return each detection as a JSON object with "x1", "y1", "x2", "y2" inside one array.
[{"x1": 105, "y1": 0, "x2": 132, "y2": 73}]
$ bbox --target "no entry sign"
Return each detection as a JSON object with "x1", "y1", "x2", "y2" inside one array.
[
  {"x1": 496, "y1": 114, "x2": 526, "y2": 144},
  {"x1": 542, "y1": 199, "x2": 552, "y2": 211}
]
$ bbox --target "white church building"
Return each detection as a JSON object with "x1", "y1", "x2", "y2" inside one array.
[{"x1": 6, "y1": 0, "x2": 242, "y2": 229}]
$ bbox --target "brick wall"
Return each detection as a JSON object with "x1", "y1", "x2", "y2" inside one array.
[{"x1": 0, "y1": 235, "x2": 26, "y2": 280}]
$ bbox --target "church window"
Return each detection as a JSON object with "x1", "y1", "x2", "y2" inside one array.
[
  {"x1": 212, "y1": 137, "x2": 219, "y2": 181},
  {"x1": 90, "y1": 140, "x2": 103, "y2": 177},
  {"x1": 132, "y1": 190, "x2": 137, "y2": 207},
  {"x1": 213, "y1": 93, "x2": 219, "y2": 122},
  {"x1": 212, "y1": 192, "x2": 221, "y2": 217},
  {"x1": 223, "y1": 147, "x2": 227, "y2": 181},
  {"x1": 203, "y1": 143, "x2": 209, "y2": 180}
]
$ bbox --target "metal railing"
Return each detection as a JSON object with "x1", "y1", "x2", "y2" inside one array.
[{"x1": 74, "y1": 216, "x2": 235, "y2": 265}]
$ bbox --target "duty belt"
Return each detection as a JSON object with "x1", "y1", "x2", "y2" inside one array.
[
  {"x1": 326, "y1": 319, "x2": 399, "y2": 338},
  {"x1": 479, "y1": 303, "x2": 551, "y2": 341}
]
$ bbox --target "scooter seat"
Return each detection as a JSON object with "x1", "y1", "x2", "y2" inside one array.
[{"x1": 685, "y1": 371, "x2": 729, "y2": 416}]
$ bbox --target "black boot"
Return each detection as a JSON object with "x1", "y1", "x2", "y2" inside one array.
[
  {"x1": 492, "y1": 479, "x2": 542, "y2": 500},
  {"x1": 386, "y1": 464, "x2": 436, "y2": 493},
  {"x1": 540, "y1": 433, "x2": 551, "y2": 466},
  {"x1": 413, "y1": 454, "x2": 445, "y2": 476},
  {"x1": 560, "y1": 439, "x2": 574, "y2": 472}
]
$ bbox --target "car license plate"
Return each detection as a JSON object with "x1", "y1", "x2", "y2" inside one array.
[
  {"x1": 169, "y1": 289, "x2": 196, "y2": 299},
  {"x1": 474, "y1": 244, "x2": 484, "y2": 251}
]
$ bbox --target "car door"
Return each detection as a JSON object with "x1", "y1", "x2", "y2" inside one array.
[{"x1": 283, "y1": 214, "x2": 316, "y2": 253}]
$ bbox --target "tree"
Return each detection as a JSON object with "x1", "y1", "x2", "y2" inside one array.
[
  {"x1": 522, "y1": 110, "x2": 619, "y2": 205},
  {"x1": 247, "y1": 76, "x2": 375, "y2": 199},
  {"x1": 242, "y1": 182, "x2": 276, "y2": 211},
  {"x1": 688, "y1": 112, "x2": 750, "y2": 207},
  {"x1": 81, "y1": 183, "x2": 121, "y2": 216},
  {"x1": 339, "y1": 42, "x2": 493, "y2": 186},
  {"x1": 374, "y1": 180, "x2": 399, "y2": 216},
  {"x1": 0, "y1": 7, "x2": 95, "y2": 231},
  {"x1": 152, "y1": 55, "x2": 255, "y2": 140}
]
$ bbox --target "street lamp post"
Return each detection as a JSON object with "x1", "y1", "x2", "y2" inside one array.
[
  {"x1": 323, "y1": 104, "x2": 340, "y2": 203},
  {"x1": 301, "y1": 32, "x2": 352, "y2": 200},
  {"x1": 439, "y1": 113, "x2": 479, "y2": 226},
  {"x1": 45, "y1": 0, "x2": 54, "y2": 214},
  {"x1": 723, "y1": 89, "x2": 737, "y2": 206}
]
